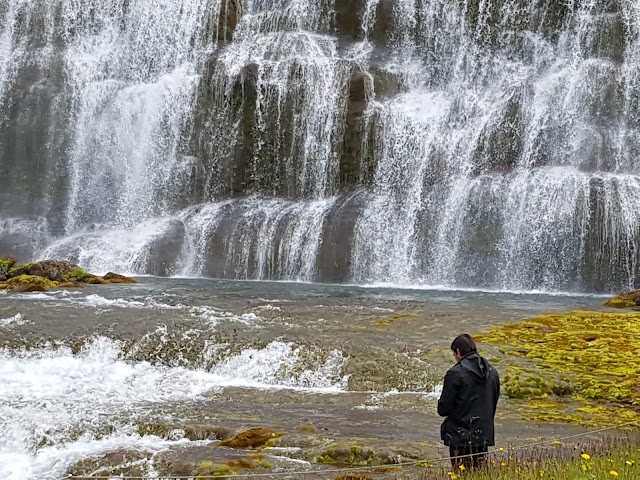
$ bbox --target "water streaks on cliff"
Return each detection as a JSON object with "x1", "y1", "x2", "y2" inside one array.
[{"x1": 1, "y1": 0, "x2": 639, "y2": 292}]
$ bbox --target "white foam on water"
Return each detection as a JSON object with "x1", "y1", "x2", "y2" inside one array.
[
  {"x1": 265, "y1": 454, "x2": 311, "y2": 465},
  {"x1": 0, "y1": 337, "x2": 223, "y2": 480},
  {"x1": 83, "y1": 294, "x2": 147, "y2": 308},
  {"x1": 187, "y1": 306, "x2": 261, "y2": 327},
  {"x1": 0, "y1": 337, "x2": 348, "y2": 479},
  {"x1": 211, "y1": 341, "x2": 347, "y2": 392},
  {"x1": 254, "y1": 304, "x2": 283, "y2": 312},
  {"x1": 353, "y1": 385, "x2": 443, "y2": 411},
  {"x1": 0, "y1": 313, "x2": 28, "y2": 327}
]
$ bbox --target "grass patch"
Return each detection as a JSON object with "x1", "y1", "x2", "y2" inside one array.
[
  {"x1": 71, "y1": 267, "x2": 89, "y2": 281},
  {"x1": 410, "y1": 436, "x2": 640, "y2": 480}
]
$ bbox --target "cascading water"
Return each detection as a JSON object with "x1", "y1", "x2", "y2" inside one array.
[
  {"x1": 351, "y1": 0, "x2": 640, "y2": 292},
  {"x1": 1, "y1": 0, "x2": 639, "y2": 292}
]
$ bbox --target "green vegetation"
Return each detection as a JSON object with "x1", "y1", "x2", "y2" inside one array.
[
  {"x1": 0, "y1": 275, "x2": 57, "y2": 291},
  {"x1": 195, "y1": 461, "x2": 231, "y2": 478},
  {"x1": 0, "y1": 259, "x2": 137, "y2": 291},
  {"x1": 0, "y1": 256, "x2": 16, "y2": 272},
  {"x1": 476, "y1": 310, "x2": 640, "y2": 427},
  {"x1": 219, "y1": 427, "x2": 283, "y2": 449},
  {"x1": 420, "y1": 439, "x2": 640, "y2": 480},
  {"x1": 71, "y1": 267, "x2": 89, "y2": 281}
]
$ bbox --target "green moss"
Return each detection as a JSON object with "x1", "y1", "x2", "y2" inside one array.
[
  {"x1": 224, "y1": 458, "x2": 257, "y2": 470},
  {"x1": 477, "y1": 310, "x2": 640, "y2": 427},
  {"x1": 317, "y1": 442, "x2": 380, "y2": 466},
  {"x1": 195, "y1": 462, "x2": 231, "y2": 478},
  {"x1": 219, "y1": 427, "x2": 283, "y2": 449},
  {"x1": 72, "y1": 268, "x2": 89, "y2": 281},
  {"x1": 103, "y1": 272, "x2": 138, "y2": 284},
  {"x1": 8, "y1": 262, "x2": 36, "y2": 277},
  {"x1": 0, "y1": 257, "x2": 16, "y2": 272},
  {"x1": 1, "y1": 275, "x2": 57, "y2": 291}
]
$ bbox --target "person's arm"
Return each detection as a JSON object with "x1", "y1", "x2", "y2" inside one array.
[
  {"x1": 493, "y1": 371, "x2": 500, "y2": 412},
  {"x1": 438, "y1": 369, "x2": 460, "y2": 417}
]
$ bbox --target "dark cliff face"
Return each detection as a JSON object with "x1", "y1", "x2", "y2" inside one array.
[{"x1": 0, "y1": 0, "x2": 638, "y2": 292}]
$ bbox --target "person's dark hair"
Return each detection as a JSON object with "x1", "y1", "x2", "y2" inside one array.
[{"x1": 451, "y1": 334, "x2": 477, "y2": 357}]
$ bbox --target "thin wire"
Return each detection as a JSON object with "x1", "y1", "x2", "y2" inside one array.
[{"x1": 57, "y1": 419, "x2": 640, "y2": 480}]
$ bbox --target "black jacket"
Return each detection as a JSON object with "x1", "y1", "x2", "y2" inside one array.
[{"x1": 438, "y1": 353, "x2": 500, "y2": 448}]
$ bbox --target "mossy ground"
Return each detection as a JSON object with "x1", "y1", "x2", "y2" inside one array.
[
  {"x1": 476, "y1": 310, "x2": 640, "y2": 427},
  {"x1": 219, "y1": 427, "x2": 283, "y2": 449},
  {"x1": 0, "y1": 261, "x2": 137, "y2": 291},
  {"x1": 0, "y1": 275, "x2": 57, "y2": 291}
]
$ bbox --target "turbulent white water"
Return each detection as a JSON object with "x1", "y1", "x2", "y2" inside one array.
[
  {"x1": 0, "y1": 313, "x2": 28, "y2": 327},
  {"x1": 0, "y1": 336, "x2": 346, "y2": 479}
]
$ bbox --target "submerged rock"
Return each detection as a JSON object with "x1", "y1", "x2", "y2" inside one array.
[
  {"x1": 219, "y1": 427, "x2": 283, "y2": 449},
  {"x1": 103, "y1": 272, "x2": 138, "y2": 284},
  {"x1": 67, "y1": 449, "x2": 151, "y2": 478}
]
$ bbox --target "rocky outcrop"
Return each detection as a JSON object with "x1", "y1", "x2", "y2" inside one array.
[
  {"x1": 218, "y1": 0, "x2": 242, "y2": 42},
  {"x1": 11, "y1": 260, "x2": 78, "y2": 281},
  {"x1": 0, "y1": 257, "x2": 137, "y2": 292},
  {"x1": 103, "y1": 272, "x2": 138, "y2": 284},
  {"x1": 603, "y1": 289, "x2": 640, "y2": 309},
  {"x1": 340, "y1": 68, "x2": 371, "y2": 188}
]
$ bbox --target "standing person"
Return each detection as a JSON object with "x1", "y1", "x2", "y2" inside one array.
[{"x1": 438, "y1": 334, "x2": 500, "y2": 470}]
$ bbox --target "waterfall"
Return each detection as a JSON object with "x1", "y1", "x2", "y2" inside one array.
[
  {"x1": 1, "y1": 0, "x2": 639, "y2": 292},
  {"x1": 351, "y1": 0, "x2": 640, "y2": 291}
]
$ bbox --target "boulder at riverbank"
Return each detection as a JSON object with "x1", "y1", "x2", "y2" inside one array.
[
  {"x1": 603, "y1": 289, "x2": 640, "y2": 309},
  {"x1": 0, "y1": 257, "x2": 137, "y2": 292}
]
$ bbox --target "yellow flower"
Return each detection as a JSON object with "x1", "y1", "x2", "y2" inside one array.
[
  {"x1": 501, "y1": 462, "x2": 508, "y2": 467},
  {"x1": 610, "y1": 471, "x2": 619, "y2": 477},
  {"x1": 581, "y1": 453, "x2": 591, "y2": 461},
  {"x1": 447, "y1": 472, "x2": 459, "y2": 480},
  {"x1": 626, "y1": 460, "x2": 635, "y2": 466},
  {"x1": 499, "y1": 447, "x2": 504, "y2": 451},
  {"x1": 458, "y1": 464, "x2": 465, "y2": 471}
]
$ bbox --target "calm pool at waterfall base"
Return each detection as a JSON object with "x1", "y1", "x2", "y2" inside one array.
[{"x1": 0, "y1": 278, "x2": 616, "y2": 479}]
